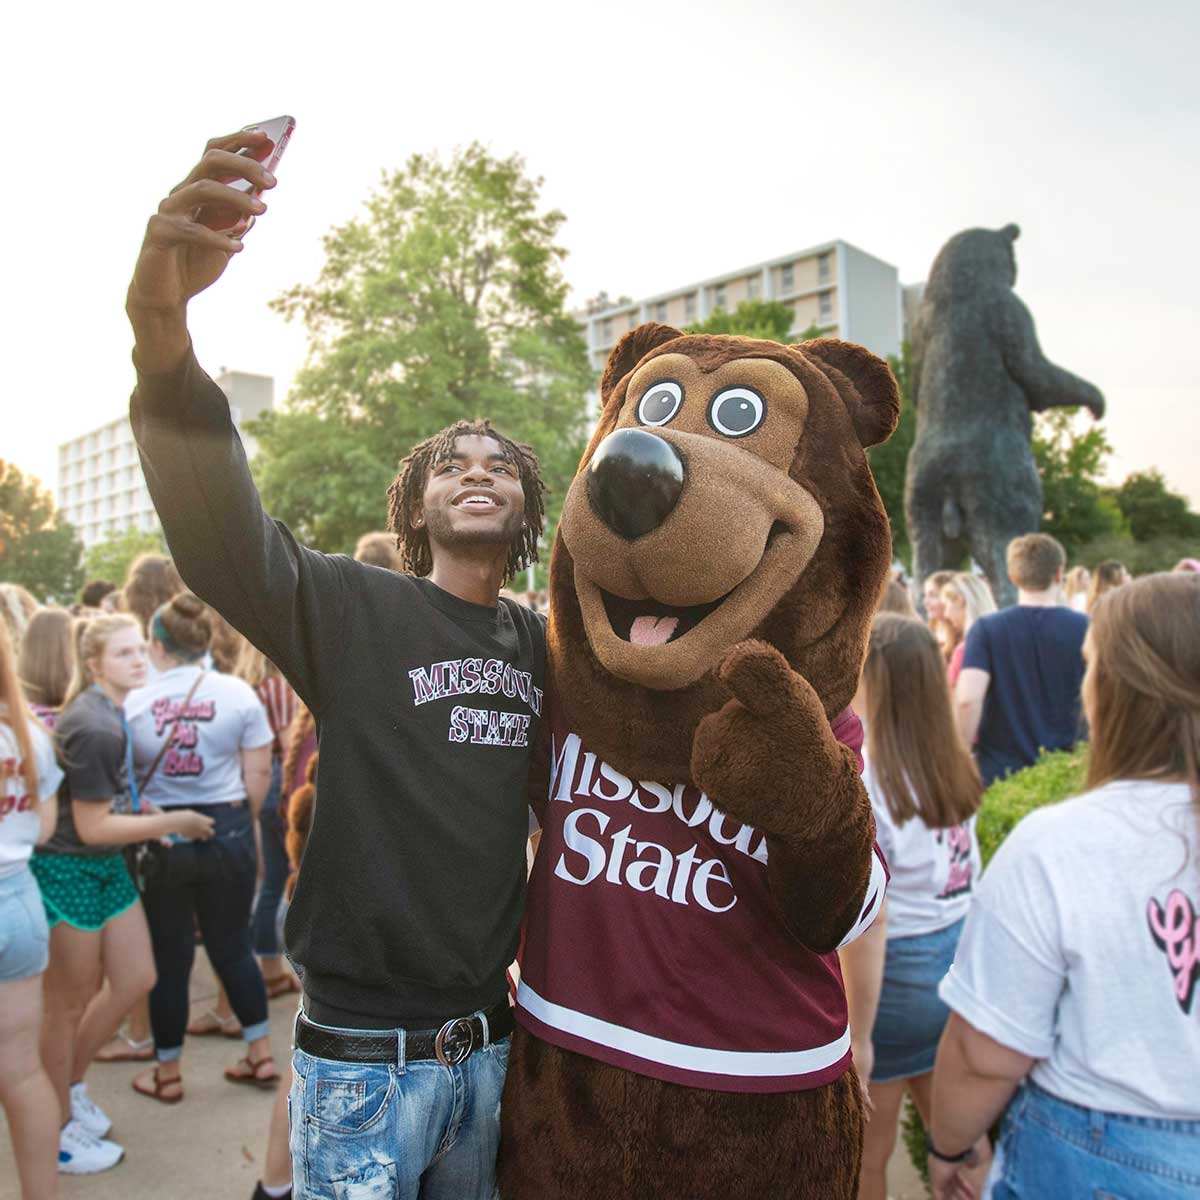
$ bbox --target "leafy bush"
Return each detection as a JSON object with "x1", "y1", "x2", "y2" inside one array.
[
  {"x1": 1074, "y1": 533, "x2": 1199, "y2": 576},
  {"x1": 900, "y1": 745, "x2": 1090, "y2": 1188}
]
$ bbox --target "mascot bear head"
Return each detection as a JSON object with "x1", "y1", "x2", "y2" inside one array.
[{"x1": 549, "y1": 324, "x2": 900, "y2": 782}]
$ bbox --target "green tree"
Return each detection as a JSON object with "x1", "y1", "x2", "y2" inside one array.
[
  {"x1": 0, "y1": 460, "x2": 84, "y2": 602},
  {"x1": 1111, "y1": 469, "x2": 1200, "y2": 543},
  {"x1": 1031, "y1": 409, "x2": 1125, "y2": 558},
  {"x1": 251, "y1": 143, "x2": 593, "y2": 555},
  {"x1": 83, "y1": 527, "x2": 166, "y2": 590},
  {"x1": 684, "y1": 300, "x2": 803, "y2": 342}
]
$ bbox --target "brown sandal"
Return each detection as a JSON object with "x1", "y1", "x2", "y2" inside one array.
[
  {"x1": 186, "y1": 1009, "x2": 242, "y2": 1038},
  {"x1": 132, "y1": 1067, "x2": 184, "y2": 1105},
  {"x1": 264, "y1": 973, "x2": 301, "y2": 999},
  {"x1": 224, "y1": 1054, "x2": 280, "y2": 1090}
]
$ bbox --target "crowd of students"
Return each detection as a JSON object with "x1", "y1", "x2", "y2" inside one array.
[
  {"x1": 0, "y1": 551, "x2": 326, "y2": 1191},
  {"x1": 3, "y1": 536, "x2": 1197, "y2": 1198}
]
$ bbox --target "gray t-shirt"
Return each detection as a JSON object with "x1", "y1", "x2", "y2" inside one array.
[{"x1": 44, "y1": 689, "x2": 134, "y2": 857}]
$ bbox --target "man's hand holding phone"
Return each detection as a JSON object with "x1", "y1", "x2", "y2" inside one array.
[{"x1": 127, "y1": 125, "x2": 286, "y2": 373}]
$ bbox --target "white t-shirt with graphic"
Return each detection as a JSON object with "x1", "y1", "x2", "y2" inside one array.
[
  {"x1": 940, "y1": 779, "x2": 1200, "y2": 1120},
  {"x1": 863, "y1": 758, "x2": 981, "y2": 939},
  {"x1": 125, "y1": 665, "x2": 272, "y2": 808},
  {"x1": 0, "y1": 719, "x2": 63, "y2": 878}
]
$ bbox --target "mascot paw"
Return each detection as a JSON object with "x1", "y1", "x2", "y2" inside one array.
[{"x1": 690, "y1": 640, "x2": 836, "y2": 831}]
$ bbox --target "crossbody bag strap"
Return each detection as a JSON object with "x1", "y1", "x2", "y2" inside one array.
[{"x1": 138, "y1": 670, "x2": 207, "y2": 795}]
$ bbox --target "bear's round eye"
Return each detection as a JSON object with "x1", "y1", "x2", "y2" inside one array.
[
  {"x1": 708, "y1": 387, "x2": 765, "y2": 438},
  {"x1": 637, "y1": 380, "x2": 683, "y2": 427}
]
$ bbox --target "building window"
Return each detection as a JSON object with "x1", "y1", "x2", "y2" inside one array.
[
  {"x1": 781, "y1": 263, "x2": 794, "y2": 293},
  {"x1": 714, "y1": 284, "x2": 727, "y2": 310},
  {"x1": 819, "y1": 291, "x2": 834, "y2": 321},
  {"x1": 629, "y1": 311, "x2": 639, "y2": 331},
  {"x1": 654, "y1": 301, "x2": 667, "y2": 322},
  {"x1": 818, "y1": 252, "x2": 832, "y2": 283},
  {"x1": 747, "y1": 275, "x2": 759, "y2": 300},
  {"x1": 601, "y1": 317, "x2": 613, "y2": 343},
  {"x1": 684, "y1": 293, "x2": 697, "y2": 321}
]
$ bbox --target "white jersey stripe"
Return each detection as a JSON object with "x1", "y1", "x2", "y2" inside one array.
[
  {"x1": 837, "y1": 846, "x2": 889, "y2": 949},
  {"x1": 516, "y1": 980, "x2": 851, "y2": 1078}
]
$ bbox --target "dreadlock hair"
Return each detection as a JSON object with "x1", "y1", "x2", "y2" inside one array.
[{"x1": 386, "y1": 420, "x2": 546, "y2": 582}]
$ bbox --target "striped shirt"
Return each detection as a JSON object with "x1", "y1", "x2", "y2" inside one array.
[{"x1": 256, "y1": 675, "x2": 299, "y2": 757}]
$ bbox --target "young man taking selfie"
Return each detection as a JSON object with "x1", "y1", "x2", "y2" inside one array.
[{"x1": 126, "y1": 127, "x2": 546, "y2": 1200}]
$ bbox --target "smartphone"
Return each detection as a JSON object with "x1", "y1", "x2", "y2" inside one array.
[{"x1": 198, "y1": 114, "x2": 296, "y2": 232}]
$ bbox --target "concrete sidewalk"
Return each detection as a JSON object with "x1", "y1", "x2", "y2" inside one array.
[{"x1": 1, "y1": 952, "x2": 928, "y2": 1198}]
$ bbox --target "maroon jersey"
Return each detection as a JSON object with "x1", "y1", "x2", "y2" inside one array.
[{"x1": 516, "y1": 707, "x2": 887, "y2": 1093}]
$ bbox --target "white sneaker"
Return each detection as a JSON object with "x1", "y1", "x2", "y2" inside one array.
[
  {"x1": 70, "y1": 1080, "x2": 112, "y2": 1138},
  {"x1": 58, "y1": 1119, "x2": 124, "y2": 1174}
]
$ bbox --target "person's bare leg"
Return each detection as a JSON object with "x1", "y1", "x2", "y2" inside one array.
[
  {"x1": 0, "y1": 974, "x2": 61, "y2": 1199},
  {"x1": 40, "y1": 923, "x2": 102, "y2": 1122},
  {"x1": 126, "y1": 995, "x2": 151, "y2": 1043},
  {"x1": 858, "y1": 1078, "x2": 908, "y2": 1200},
  {"x1": 907, "y1": 1071, "x2": 992, "y2": 1188},
  {"x1": 72, "y1": 902, "x2": 156, "y2": 1083},
  {"x1": 262, "y1": 1064, "x2": 293, "y2": 1189}
]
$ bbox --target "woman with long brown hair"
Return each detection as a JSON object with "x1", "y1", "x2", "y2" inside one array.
[
  {"x1": 841, "y1": 614, "x2": 990, "y2": 1200},
  {"x1": 1085, "y1": 557, "x2": 1128, "y2": 614},
  {"x1": 930, "y1": 573, "x2": 1200, "y2": 1199},
  {"x1": 18, "y1": 606, "x2": 75, "y2": 725},
  {"x1": 0, "y1": 618, "x2": 63, "y2": 1197}
]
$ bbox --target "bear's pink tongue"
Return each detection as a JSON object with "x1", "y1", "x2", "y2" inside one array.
[{"x1": 630, "y1": 615, "x2": 679, "y2": 646}]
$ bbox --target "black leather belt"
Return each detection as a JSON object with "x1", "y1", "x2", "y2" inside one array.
[{"x1": 296, "y1": 1001, "x2": 514, "y2": 1068}]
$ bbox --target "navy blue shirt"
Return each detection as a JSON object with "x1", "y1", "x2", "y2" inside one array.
[{"x1": 962, "y1": 605, "x2": 1088, "y2": 785}]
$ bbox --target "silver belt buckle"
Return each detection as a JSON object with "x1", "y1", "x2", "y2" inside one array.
[{"x1": 434, "y1": 1017, "x2": 477, "y2": 1067}]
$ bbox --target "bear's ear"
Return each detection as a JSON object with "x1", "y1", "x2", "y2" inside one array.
[
  {"x1": 600, "y1": 322, "x2": 684, "y2": 409},
  {"x1": 797, "y1": 338, "x2": 900, "y2": 448}
]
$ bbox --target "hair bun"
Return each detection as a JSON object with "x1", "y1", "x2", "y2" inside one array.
[{"x1": 170, "y1": 592, "x2": 207, "y2": 619}]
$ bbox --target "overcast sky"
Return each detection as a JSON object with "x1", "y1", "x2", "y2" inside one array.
[{"x1": 5, "y1": 0, "x2": 1197, "y2": 511}]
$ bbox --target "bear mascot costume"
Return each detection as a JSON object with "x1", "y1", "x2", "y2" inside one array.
[{"x1": 497, "y1": 323, "x2": 900, "y2": 1199}]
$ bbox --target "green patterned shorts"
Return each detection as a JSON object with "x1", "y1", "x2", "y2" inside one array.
[{"x1": 29, "y1": 852, "x2": 139, "y2": 931}]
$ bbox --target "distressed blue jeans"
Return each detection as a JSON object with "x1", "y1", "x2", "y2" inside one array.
[
  {"x1": 289, "y1": 1017, "x2": 510, "y2": 1200},
  {"x1": 992, "y1": 1080, "x2": 1200, "y2": 1199}
]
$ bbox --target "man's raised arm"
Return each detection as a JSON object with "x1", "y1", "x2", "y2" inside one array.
[{"x1": 126, "y1": 130, "x2": 347, "y2": 712}]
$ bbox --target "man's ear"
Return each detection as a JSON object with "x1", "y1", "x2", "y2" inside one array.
[
  {"x1": 600, "y1": 322, "x2": 684, "y2": 409},
  {"x1": 797, "y1": 338, "x2": 900, "y2": 448}
]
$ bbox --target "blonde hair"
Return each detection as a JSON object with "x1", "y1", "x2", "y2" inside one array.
[
  {"x1": 0, "y1": 618, "x2": 39, "y2": 800},
  {"x1": 1086, "y1": 559, "x2": 1126, "y2": 615},
  {"x1": 1085, "y1": 573, "x2": 1200, "y2": 806},
  {"x1": 0, "y1": 583, "x2": 38, "y2": 647},
  {"x1": 18, "y1": 607, "x2": 75, "y2": 709},
  {"x1": 942, "y1": 573, "x2": 997, "y2": 634},
  {"x1": 122, "y1": 554, "x2": 183, "y2": 633},
  {"x1": 64, "y1": 614, "x2": 142, "y2": 707},
  {"x1": 234, "y1": 640, "x2": 281, "y2": 689},
  {"x1": 1007, "y1": 533, "x2": 1066, "y2": 592},
  {"x1": 863, "y1": 615, "x2": 983, "y2": 827},
  {"x1": 1064, "y1": 566, "x2": 1090, "y2": 600}
]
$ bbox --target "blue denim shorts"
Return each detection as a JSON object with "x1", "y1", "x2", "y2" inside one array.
[
  {"x1": 993, "y1": 1081, "x2": 1200, "y2": 1199},
  {"x1": 870, "y1": 917, "x2": 963, "y2": 1083},
  {"x1": 289, "y1": 1013, "x2": 511, "y2": 1200},
  {"x1": 0, "y1": 867, "x2": 50, "y2": 982}
]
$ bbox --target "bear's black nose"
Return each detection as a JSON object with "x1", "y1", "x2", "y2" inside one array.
[{"x1": 587, "y1": 428, "x2": 685, "y2": 540}]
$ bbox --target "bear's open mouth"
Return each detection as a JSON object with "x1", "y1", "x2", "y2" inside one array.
[
  {"x1": 597, "y1": 521, "x2": 790, "y2": 647},
  {"x1": 600, "y1": 589, "x2": 729, "y2": 646}
]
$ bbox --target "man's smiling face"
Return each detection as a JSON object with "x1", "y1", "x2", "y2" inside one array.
[{"x1": 417, "y1": 434, "x2": 527, "y2": 554}]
